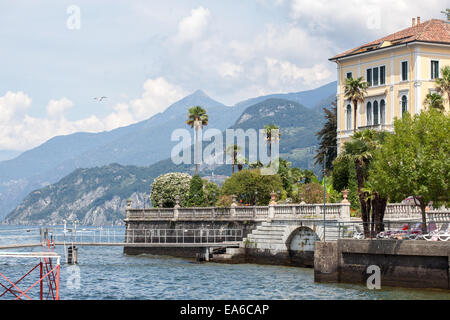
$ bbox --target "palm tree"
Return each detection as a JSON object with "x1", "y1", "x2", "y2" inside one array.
[
  {"x1": 424, "y1": 92, "x2": 444, "y2": 110},
  {"x1": 226, "y1": 144, "x2": 241, "y2": 174},
  {"x1": 338, "y1": 129, "x2": 386, "y2": 237},
  {"x1": 263, "y1": 124, "x2": 281, "y2": 162},
  {"x1": 344, "y1": 77, "x2": 368, "y2": 133},
  {"x1": 236, "y1": 156, "x2": 248, "y2": 172},
  {"x1": 436, "y1": 66, "x2": 450, "y2": 107},
  {"x1": 314, "y1": 100, "x2": 337, "y2": 172},
  {"x1": 186, "y1": 106, "x2": 208, "y2": 175}
]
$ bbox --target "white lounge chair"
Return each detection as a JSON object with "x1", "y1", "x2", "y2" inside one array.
[
  {"x1": 438, "y1": 224, "x2": 450, "y2": 241},
  {"x1": 422, "y1": 222, "x2": 447, "y2": 241},
  {"x1": 353, "y1": 225, "x2": 364, "y2": 239}
]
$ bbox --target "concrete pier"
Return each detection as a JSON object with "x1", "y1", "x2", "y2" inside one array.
[{"x1": 314, "y1": 239, "x2": 450, "y2": 290}]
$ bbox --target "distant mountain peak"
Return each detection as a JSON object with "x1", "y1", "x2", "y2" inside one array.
[
  {"x1": 163, "y1": 90, "x2": 225, "y2": 116},
  {"x1": 191, "y1": 89, "x2": 207, "y2": 96}
]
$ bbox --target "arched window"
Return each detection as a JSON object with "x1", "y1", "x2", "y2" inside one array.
[
  {"x1": 373, "y1": 100, "x2": 379, "y2": 125},
  {"x1": 346, "y1": 105, "x2": 352, "y2": 130},
  {"x1": 380, "y1": 99, "x2": 385, "y2": 124},
  {"x1": 401, "y1": 95, "x2": 408, "y2": 116},
  {"x1": 366, "y1": 102, "x2": 372, "y2": 125}
]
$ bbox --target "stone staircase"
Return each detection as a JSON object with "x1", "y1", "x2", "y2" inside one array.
[{"x1": 241, "y1": 221, "x2": 288, "y2": 251}]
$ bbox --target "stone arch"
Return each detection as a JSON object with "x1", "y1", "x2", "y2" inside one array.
[{"x1": 284, "y1": 226, "x2": 320, "y2": 252}]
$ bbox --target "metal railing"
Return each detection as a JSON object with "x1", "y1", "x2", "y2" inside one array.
[
  {"x1": 0, "y1": 227, "x2": 126, "y2": 247},
  {"x1": 124, "y1": 229, "x2": 243, "y2": 244},
  {"x1": 321, "y1": 220, "x2": 450, "y2": 241}
]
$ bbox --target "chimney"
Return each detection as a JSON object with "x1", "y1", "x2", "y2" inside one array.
[
  {"x1": 417, "y1": 16, "x2": 420, "y2": 25},
  {"x1": 412, "y1": 17, "x2": 416, "y2": 26}
]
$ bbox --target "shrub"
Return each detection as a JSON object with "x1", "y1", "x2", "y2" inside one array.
[
  {"x1": 216, "y1": 195, "x2": 232, "y2": 207},
  {"x1": 294, "y1": 182, "x2": 330, "y2": 204},
  {"x1": 150, "y1": 172, "x2": 191, "y2": 208}
]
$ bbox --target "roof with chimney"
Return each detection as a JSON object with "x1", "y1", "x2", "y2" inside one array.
[{"x1": 330, "y1": 19, "x2": 450, "y2": 61}]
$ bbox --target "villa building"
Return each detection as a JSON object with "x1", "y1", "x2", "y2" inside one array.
[{"x1": 329, "y1": 17, "x2": 450, "y2": 152}]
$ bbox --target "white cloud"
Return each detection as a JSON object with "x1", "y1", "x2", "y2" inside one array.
[
  {"x1": 46, "y1": 98, "x2": 73, "y2": 118},
  {"x1": 0, "y1": 77, "x2": 186, "y2": 150},
  {"x1": 289, "y1": 0, "x2": 442, "y2": 38},
  {"x1": 129, "y1": 77, "x2": 186, "y2": 119},
  {"x1": 0, "y1": 91, "x2": 31, "y2": 123},
  {"x1": 168, "y1": 21, "x2": 336, "y2": 103},
  {"x1": 216, "y1": 62, "x2": 243, "y2": 78},
  {"x1": 265, "y1": 58, "x2": 332, "y2": 87},
  {"x1": 174, "y1": 6, "x2": 211, "y2": 44}
]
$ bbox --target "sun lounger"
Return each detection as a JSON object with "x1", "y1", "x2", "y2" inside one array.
[
  {"x1": 437, "y1": 224, "x2": 450, "y2": 241},
  {"x1": 422, "y1": 222, "x2": 446, "y2": 241},
  {"x1": 353, "y1": 225, "x2": 364, "y2": 239}
]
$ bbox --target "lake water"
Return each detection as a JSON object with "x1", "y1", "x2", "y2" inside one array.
[{"x1": 0, "y1": 225, "x2": 449, "y2": 300}]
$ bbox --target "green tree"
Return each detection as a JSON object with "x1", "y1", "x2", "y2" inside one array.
[
  {"x1": 187, "y1": 174, "x2": 206, "y2": 207},
  {"x1": 221, "y1": 169, "x2": 284, "y2": 205},
  {"x1": 314, "y1": 101, "x2": 337, "y2": 172},
  {"x1": 278, "y1": 159, "x2": 293, "y2": 194},
  {"x1": 294, "y1": 182, "x2": 331, "y2": 204},
  {"x1": 150, "y1": 172, "x2": 191, "y2": 208},
  {"x1": 277, "y1": 159, "x2": 309, "y2": 198},
  {"x1": 332, "y1": 156, "x2": 359, "y2": 210},
  {"x1": 369, "y1": 109, "x2": 450, "y2": 232},
  {"x1": 344, "y1": 77, "x2": 368, "y2": 133},
  {"x1": 424, "y1": 92, "x2": 444, "y2": 111},
  {"x1": 186, "y1": 106, "x2": 208, "y2": 175},
  {"x1": 263, "y1": 124, "x2": 281, "y2": 162},
  {"x1": 204, "y1": 181, "x2": 220, "y2": 206},
  {"x1": 436, "y1": 65, "x2": 450, "y2": 106}
]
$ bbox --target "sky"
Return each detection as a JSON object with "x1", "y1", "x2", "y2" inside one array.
[{"x1": 0, "y1": 0, "x2": 446, "y2": 151}]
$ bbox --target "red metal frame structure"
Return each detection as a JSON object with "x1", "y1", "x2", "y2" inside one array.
[{"x1": 0, "y1": 239, "x2": 61, "y2": 300}]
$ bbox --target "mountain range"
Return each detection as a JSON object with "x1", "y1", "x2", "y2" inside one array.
[{"x1": 0, "y1": 81, "x2": 336, "y2": 222}]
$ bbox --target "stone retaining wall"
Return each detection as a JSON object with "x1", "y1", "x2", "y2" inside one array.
[{"x1": 314, "y1": 239, "x2": 450, "y2": 290}]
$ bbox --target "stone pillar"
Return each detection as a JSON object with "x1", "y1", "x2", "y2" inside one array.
[
  {"x1": 314, "y1": 241, "x2": 339, "y2": 283},
  {"x1": 315, "y1": 205, "x2": 321, "y2": 216},
  {"x1": 339, "y1": 189, "x2": 351, "y2": 220},
  {"x1": 230, "y1": 195, "x2": 237, "y2": 217},
  {"x1": 173, "y1": 195, "x2": 180, "y2": 220},
  {"x1": 268, "y1": 192, "x2": 277, "y2": 222},
  {"x1": 339, "y1": 203, "x2": 351, "y2": 220}
]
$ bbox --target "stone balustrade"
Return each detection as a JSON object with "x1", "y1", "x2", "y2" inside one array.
[
  {"x1": 125, "y1": 202, "x2": 449, "y2": 222},
  {"x1": 125, "y1": 203, "x2": 351, "y2": 221},
  {"x1": 384, "y1": 203, "x2": 449, "y2": 219}
]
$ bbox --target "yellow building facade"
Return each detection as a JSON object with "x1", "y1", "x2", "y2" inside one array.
[{"x1": 330, "y1": 18, "x2": 450, "y2": 152}]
